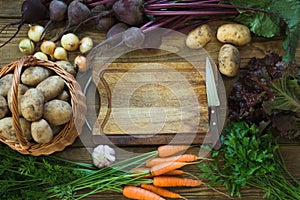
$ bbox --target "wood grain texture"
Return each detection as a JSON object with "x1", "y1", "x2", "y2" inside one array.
[
  {"x1": 1, "y1": 1, "x2": 300, "y2": 199},
  {"x1": 92, "y1": 61, "x2": 209, "y2": 144}
]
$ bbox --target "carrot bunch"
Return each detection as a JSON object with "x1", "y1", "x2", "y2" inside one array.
[
  {"x1": 122, "y1": 145, "x2": 205, "y2": 200},
  {"x1": 41, "y1": 144, "x2": 206, "y2": 200}
]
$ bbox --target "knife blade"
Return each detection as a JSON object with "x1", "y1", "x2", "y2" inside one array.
[{"x1": 205, "y1": 57, "x2": 221, "y2": 149}]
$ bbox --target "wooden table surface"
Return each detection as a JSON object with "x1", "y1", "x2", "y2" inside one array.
[{"x1": 1, "y1": 1, "x2": 300, "y2": 199}]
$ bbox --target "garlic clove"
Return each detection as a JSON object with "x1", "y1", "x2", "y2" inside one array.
[
  {"x1": 53, "y1": 47, "x2": 68, "y2": 61},
  {"x1": 61, "y1": 33, "x2": 80, "y2": 51},
  {"x1": 33, "y1": 52, "x2": 48, "y2": 60},
  {"x1": 40, "y1": 41, "x2": 56, "y2": 60},
  {"x1": 79, "y1": 37, "x2": 93, "y2": 54},
  {"x1": 19, "y1": 39, "x2": 35, "y2": 55},
  {"x1": 28, "y1": 24, "x2": 45, "y2": 42},
  {"x1": 74, "y1": 55, "x2": 88, "y2": 73},
  {"x1": 92, "y1": 145, "x2": 116, "y2": 168}
]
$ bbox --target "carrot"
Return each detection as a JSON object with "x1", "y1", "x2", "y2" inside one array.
[
  {"x1": 163, "y1": 169, "x2": 185, "y2": 176},
  {"x1": 153, "y1": 176, "x2": 203, "y2": 187},
  {"x1": 140, "y1": 184, "x2": 186, "y2": 199},
  {"x1": 150, "y1": 162, "x2": 188, "y2": 176},
  {"x1": 131, "y1": 167, "x2": 152, "y2": 178},
  {"x1": 132, "y1": 167, "x2": 185, "y2": 176},
  {"x1": 146, "y1": 154, "x2": 198, "y2": 167},
  {"x1": 122, "y1": 185, "x2": 165, "y2": 200},
  {"x1": 157, "y1": 145, "x2": 190, "y2": 157}
]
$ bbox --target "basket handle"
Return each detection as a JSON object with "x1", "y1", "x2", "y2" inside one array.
[{"x1": 11, "y1": 56, "x2": 37, "y2": 148}]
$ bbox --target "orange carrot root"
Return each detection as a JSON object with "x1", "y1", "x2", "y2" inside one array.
[
  {"x1": 141, "y1": 184, "x2": 186, "y2": 199},
  {"x1": 122, "y1": 185, "x2": 165, "y2": 200},
  {"x1": 150, "y1": 162, "x2": 188, "y2": 176},
  {"x1": 163, "y1": 169, "x2": 185, "y2": 176},
  {"x1": 153, "y1": 176, "x2": 203, "y2": 187},
  {"x1": 146, "y1": 154, "x2": 198, "y2": 167},
  {"x1": 157, "y1": 145, "x2": 191, "y2": 157},
  {"x1": 132, "y1": 168, "x2": 185, "y2": 177}
]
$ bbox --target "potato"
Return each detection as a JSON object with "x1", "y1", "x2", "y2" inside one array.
[
  {"x1": 43, "y1": 99, "x2": 72, "y2": 126},
  {"x1": 0, "y1": 74, "x2": 13, "y2": 97},
  {"x1": 0, "y1": 117, "x2": 32, "y2": 141},
  {"x1": 55, "y1": 61, "x2": 77, "y2": 77},
  {"x1": 21, "y1": 66, "x2": 50, "y2": 86},
  {"x1": 186, "y1": 24, "x2": 213, "y2": 49},
  {"x1": 7, "y1": 84, "x2": 28, "y2": 115},
  {"x1": 20, "y1": 118, "x2": 32, "y2": 141},
  {"x1": 217, "y1": 23, "x2": 251, "y2": 46},
  {"x1": 218, "y1": 44, "x2": 240, "y2": 77},
  {"x1": 21, "y1": 88, "x2": 44, "y2": 121},
  {"x1": 57, "y1": 90, "x2": 70, "y2": 102},
  {"x1": 0, "y1": 95, "x2": 8, "y2": 119},
  {"x1": 0, "y1": 117, "x2": 16, "y2": 141},
  {"x1": 50, "y1": 124, "x2": 65, "y2": 135},
  {"x1": 36, "y1": 75, "x2": 65, "y2": 101},
  {"x1": 31, "y1": 119, "x2": 53, "y2": 144}
]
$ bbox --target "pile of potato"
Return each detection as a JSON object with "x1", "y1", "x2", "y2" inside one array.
[
  {"x1": 0, "y1": 66, "x2": 73, "y2": 144},
  {"x1": 185, "y1": 23, "x2": 251, "y2": 77}
]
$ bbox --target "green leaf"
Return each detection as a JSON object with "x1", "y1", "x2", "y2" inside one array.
[
  {"x1": 235, "y1": 11, "x2": 282, "y2": 37},
  {"x1": 263, "y1": 73, "x2": 300, "y2": 114},
  {"x1": 229, "y1": 0, "x2": 300, "y2": 62}
]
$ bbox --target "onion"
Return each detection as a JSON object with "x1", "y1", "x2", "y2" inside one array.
[
  {"x1": 19, "y1": 38, "x2": 35, "y2": 55},
  {"x1": 53, "y1": 47, "x2": 68, "y2": 61},
  {"x1": 74, "y1": 55, "x2": 88, "y2": 72},
  {"x1": 79, "y1": 37, "x2": 93, "y2": 54},
  {"x1": 33, "y1": 52, "x2": 48, "y2": 60},
  {"x1": 27, "y1": 24, "x2": 45, "y2": 42},
  {"x1": 40, "y1": 41, "x2": 56, "y2": 60},
  {"x1": 61, "y1": 33, "x2": 80, "y2": 51}
]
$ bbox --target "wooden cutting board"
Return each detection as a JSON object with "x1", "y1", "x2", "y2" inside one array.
[{"x1": 91, "y1": 60, "x2": 210, "y2": 145}]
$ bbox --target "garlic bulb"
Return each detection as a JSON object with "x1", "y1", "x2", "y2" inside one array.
[
  {"x1": 19, "y1": 39, "x2": 35, "y2": 55},
  {"x1": 74, "y1": 55, "x2": 88, "y2": 73},
  {"x1": 53, "y1": 47, "x2": 68, "y2": 61},
  {"x1": 40, "y1": 41, "x2": 56, "y2": 60},
  {"x1": 28, "y1": 24, "x2": 45, "y2": 42},
  {"x1": 61, "y1": 33, "x2": 80, "y2": 51},
  {"x1": 79, "y1": 37, "x2": 93, "y2": 54},
  {"x1": 92, "y1": 145, "x2": 116, "y2": 168},
  {"x1": 33, "y1": 52, "x2": 48, "y2": 60}
]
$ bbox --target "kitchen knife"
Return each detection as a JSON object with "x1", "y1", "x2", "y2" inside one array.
[{"x1": 205, "y1": 57, "x2": 221, "y2": 149}]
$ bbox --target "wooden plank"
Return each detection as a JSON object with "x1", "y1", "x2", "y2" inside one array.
[
  {"x1": 90, "y1": 61, "x2": 210, "y2": 144},
  {"x1": 1, "y1": 2, "x2": 300, "y2": 199},
  {"x1": 0, "y1": 0, "x2": 22, "y2": 18}
]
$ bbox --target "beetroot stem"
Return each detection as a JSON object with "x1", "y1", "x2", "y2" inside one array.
[
  {"x1": 145, "y1": 1, "x2": 224, "y2": 9},
  {"x1": 168, "y1": 15, "x2": 195, "y2": 31},
  {"x1": 143, "y1": 15, "x2": 181, "y2": 32},
  {"x1": 86, "y1": 0, "x2": 116, "y2": 8},
  {"x1": 144, "y1": 10, "x2": 239, "y2": 16},
  {"x1": 0, "y1": 23, "x2": 23, "y2": 48},
  {"x1": 140, "y1": 18, "x2": 157, "y2": 29}
]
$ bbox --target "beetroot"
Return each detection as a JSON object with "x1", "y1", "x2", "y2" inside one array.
[
  {"x1": 112, "y1": 0, "x2": 144, "y2": 26},
  {"x1": 49, "y1": 0, "x2": 68, "y2": 22},
  {"x1": 122, "y1": 27, "x2": 145, "y2": 48},
  {"x1": 96, "y1": 16, "x2": 116, "y2": 31},
  {"x1": 67, "y1": 0, "x2": 92, "y2": 27}
]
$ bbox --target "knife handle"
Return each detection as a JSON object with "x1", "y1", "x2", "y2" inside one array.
[{"x1": 209, "y1": 106, "x2": 221, "y2": 150}]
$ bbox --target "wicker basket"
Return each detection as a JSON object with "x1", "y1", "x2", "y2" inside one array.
[{"x1": 0, "y1": 56, "x2": 87, "y2": 156}]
